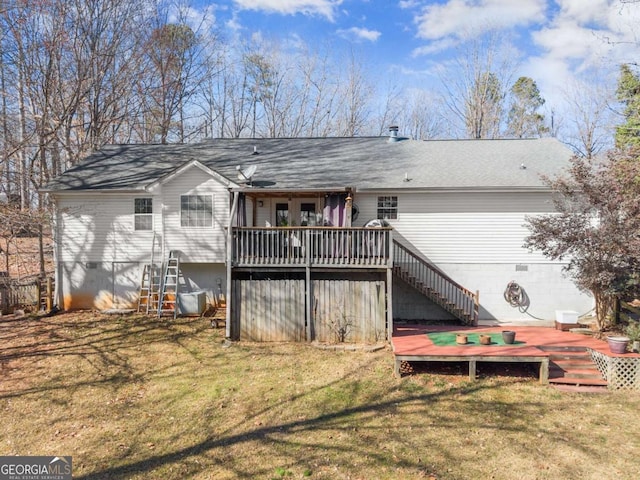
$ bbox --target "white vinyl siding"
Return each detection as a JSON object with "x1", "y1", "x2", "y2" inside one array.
[
  {"x1": 162, "y1": 167, "x2": 229, "y2": 262},
  {"x1": 56, "y1": 194, "x2": 158, "y2": 262},
  {"x1": 55, "y1": 165, "x2": 230, "y2": 264},
  {"x1": 356, "y1": 191, "x2": 556, "y2": 264}
]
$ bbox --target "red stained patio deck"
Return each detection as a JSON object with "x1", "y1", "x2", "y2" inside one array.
[{"x1": 392, "y1": 324, "x2": 638, "y2": 383}]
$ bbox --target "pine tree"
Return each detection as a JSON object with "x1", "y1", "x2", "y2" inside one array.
[
  {"x1": 615, "y1": 64, "x2": 640, "y2": 148},
  {"x1": 507, "y1": 77, "x2": 547, "y2": 138}
]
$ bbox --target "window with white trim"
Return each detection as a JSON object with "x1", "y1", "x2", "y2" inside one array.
[
  {"x1": 181, "y1": 195, "x2": 213, "y2": 227},
  {"x1": 377, "y1": 196, "x2": 398, "y2": 220},
  {"x1": 134, "y1": 198, "x2": 153, "y2": 230}
]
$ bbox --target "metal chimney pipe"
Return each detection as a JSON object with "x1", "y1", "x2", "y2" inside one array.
[{"x1": 388, "y1": 126, "x2": 399, "y2": 142}]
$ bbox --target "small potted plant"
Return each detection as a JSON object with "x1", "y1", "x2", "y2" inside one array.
[
  {"x1": 502, "y1": 330, "x2": 516, "y2": 344},
  {"x1": 624, "y1": 321, "x2": 640, "y2": 353},
  {"x1": 607, "y1": 335, "x2": 630, "y2": 354}
]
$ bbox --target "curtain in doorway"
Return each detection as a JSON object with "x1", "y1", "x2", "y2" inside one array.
[
  {"x1": 236, "y1": 193, "x2": 247, "y2": 227},
  {"x1": 322, "y1": 194, "x2": 346, "y2": 226}
]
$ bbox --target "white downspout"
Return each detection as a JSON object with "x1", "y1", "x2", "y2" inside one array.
[
  {"x1": 225, "y1": 191, "x2": 240, "y2": 339},
  {"x1": 159, "y1": 187, "x2": 166, "y2": 266},
  {"x1": 52, "y1": 196, "x2": 63, "y2": 309}
]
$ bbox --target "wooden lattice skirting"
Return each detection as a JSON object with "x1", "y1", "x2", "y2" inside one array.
[{"x1": 588, "y1": 348, "x2": 640, "y2": 391}]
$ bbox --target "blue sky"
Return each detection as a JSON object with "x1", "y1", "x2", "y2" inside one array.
[{"x1": 194, "y1": 0, "x2": 640, "y2": 119}]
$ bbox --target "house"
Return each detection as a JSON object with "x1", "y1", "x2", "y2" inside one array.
[{"x1": 42, "y1": 133, "x2": 594, "y2": 342}]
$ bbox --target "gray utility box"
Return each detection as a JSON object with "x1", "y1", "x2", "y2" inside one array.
[{"x1": 178, "y1": 291, "x2": 207, "y2": 316}]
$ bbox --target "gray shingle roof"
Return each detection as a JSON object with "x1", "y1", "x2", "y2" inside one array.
[{"x1": 42, "y1": 136, "x2": 573, "y2": 193}]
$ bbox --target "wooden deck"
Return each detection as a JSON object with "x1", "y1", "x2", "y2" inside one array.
[
  {"x1": 232, "y1": 227, "x2": 392, "y2": 268},
  {"x1": 392, "y1": 324, "x2": 639, "y2": 383}
]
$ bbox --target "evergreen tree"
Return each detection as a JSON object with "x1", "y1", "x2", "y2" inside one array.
[
  {"x1": 615, "y1": 64, "x2": 640, "y2": 148},
  {"x1": 507, "y1": 77, "x2": 547, "y2": 138}
]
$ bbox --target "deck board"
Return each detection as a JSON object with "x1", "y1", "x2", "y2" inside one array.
[{"x1": 391, "y1": 324, "x2": 638, "y2": 382}]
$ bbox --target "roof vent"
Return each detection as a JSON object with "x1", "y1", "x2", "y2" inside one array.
[
  {"x1": 252, "y1": 146, "x2": 259, "y2": 155},
  {"x1": 388, "y1": 126, "x2": 399, "y2": 142}
]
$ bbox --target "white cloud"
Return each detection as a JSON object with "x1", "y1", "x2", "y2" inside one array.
[
  {"x1": 522, "y1": 0, "x2": 640, "y2": 117},
  {"x1": 532, "y1": 1, "x2": 640, "y2": 78},
  {"x1": 233, "y1": 0, "x2": 343, "y2": 21},
  {"x1": 414, "y1": 0, "x2": 546, "y2": 41},
  {"x1": 532, "y1": 21, "x2": 607, "y2": 61},
  {"x1": 411, "y1": 37, "x2": 459, "y2": 57},
  {"x1": 555, "y1": 0, "x2": 610, "y2": 26},
  {"x1": 337, "y1": 26, "x2": 381, "y2": 42},
  {"x1": 399, "y1": 0, "x2": 421, "y2": 8},
  {"x1": 168, "y1": 4, "x2": 218, "y2": 32},
  {"x1": 521, "y1": 55, "x2": 575, "y2": 108}
]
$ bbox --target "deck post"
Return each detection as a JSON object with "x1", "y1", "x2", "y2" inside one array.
[
  {"x1": 539, "y1": 358, "x2": 549, "y2": 384},
  {"x1": 305, "y1": 229, "x2": 313, "y2": 341},
  {"x1": 46, "y1": 277, "x2": 53, "y2": 311},
  {"x1": 386, "y1": 229, "x2": 394, "y2": 341},
  {"x1": 225, "y1": 192, "x2": 240, "y2": 340},
  {"x1": 469, "y1": 359, "x2": 477, "y2": 381}
]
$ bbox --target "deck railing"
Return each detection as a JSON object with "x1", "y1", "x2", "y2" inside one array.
[
  {"x1": 393, "y1": 240, "x2": 478, "y2": 325},
  {"x1": 232, "y1": 227, "x2": 392, "y2": 268}
]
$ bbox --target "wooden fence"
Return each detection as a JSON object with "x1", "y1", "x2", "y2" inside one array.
[
  {"x1": 232, "y1": 279, "x2": 306, "y2": 342},
  {"x1": 231, "y1": 277, "x2": 387, "y2": 343},
  {"x1": 0, "y1": 278, "x2": 54, "y2": 314},
  {"x1": 312, "y1": 279, "x2": 386, "y2": 344}
]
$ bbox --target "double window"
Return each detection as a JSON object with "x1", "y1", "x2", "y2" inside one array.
[
  {"x1": 134, "y1": 198, "x2": 153, "y2": 231},
  {"x1": 181, "y1": 195, "x2": 213, "y2": 227},
  {"x1": 377, "y1": 196, "x2": 398, "y2": 220}
]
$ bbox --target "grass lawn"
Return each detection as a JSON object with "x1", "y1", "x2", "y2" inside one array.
[{"x1": 1, "y1": 312, "x2": 639, "y2": 479}]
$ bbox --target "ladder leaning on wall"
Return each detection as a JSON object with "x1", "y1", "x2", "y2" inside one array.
[
  {"x1": 158, "y1": 250, "x2": 181, "y2": 319},
  {"x1": 136, "y1": 264, "x2": 161, "y2": 314},
  {"x1": 137, "y1": 233, "x2": 161, "y2": 314}
]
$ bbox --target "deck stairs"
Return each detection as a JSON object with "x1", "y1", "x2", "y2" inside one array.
[
  {"x1": 539, "y1": 346, "x2": 609, "y2": 392},
  {"x1": 158, "y1": 250, "x2": 182, "y2": 319},
  {"x1": 392, "y1": 240, "x2": 478, "y2": 326}
]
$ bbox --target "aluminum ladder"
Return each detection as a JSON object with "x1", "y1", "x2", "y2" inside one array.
[
  {"x1": 137, "y1": 264, "x2": 161, "y2": 314},
  {"x1": 158, "y1": 250, "x2": 181, "y2": 319}
]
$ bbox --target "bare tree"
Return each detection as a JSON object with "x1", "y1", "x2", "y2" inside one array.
[
  {"x1": 335, "y1": 51, "x2": 373, "y2": 137},
  {"x1": 139, "y1": 3, "x2": 218, "y2": 144},
  {"x1": 561, "y1": 74, "x2": 616, "y2": 158},
  {"x1": 292, "y1": 47, "x2": 336, "y2": 137},
  {"x1": 440, "y1": 32, "x2": 516, "y2": 139},
  {"x1": 402, "y1": 90, "x2": 445, "y2": 140},
  {"x1": 69, "y1": 0, "x2": 148, "y2": 154}
]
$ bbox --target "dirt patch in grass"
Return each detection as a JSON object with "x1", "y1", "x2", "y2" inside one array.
[{"x1": 1, "y1": 312, "x2": 639, "y2": 479}]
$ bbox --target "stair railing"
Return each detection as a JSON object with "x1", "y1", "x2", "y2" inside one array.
[{"x1": 393, "y1": 240, "x2": 478, "y2": 325}]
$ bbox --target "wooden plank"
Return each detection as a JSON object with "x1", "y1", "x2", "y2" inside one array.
[
  {"x1": 394, "y1": 354, "x2": 550, "y2": 383},
  {"x1": 237, "y1": 278, "x2": 306, "y2": 342}
]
